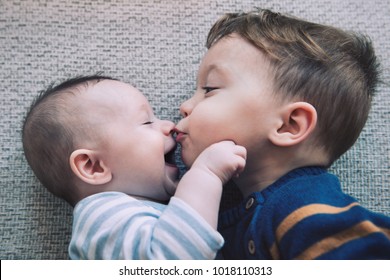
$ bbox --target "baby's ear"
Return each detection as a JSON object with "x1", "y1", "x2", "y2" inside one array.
[
  {"x1": 269, "y1": 102, "x2": 317, "y2": 147},
  {"x1": 69, "y1": 149, "x2": 112, "y2": 185}
]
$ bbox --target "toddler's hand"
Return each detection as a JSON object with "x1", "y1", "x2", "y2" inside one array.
[{"x1": 192, "y1": 141, "x2": 247, "y2": 184}]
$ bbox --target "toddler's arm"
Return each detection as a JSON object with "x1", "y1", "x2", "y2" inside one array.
[{"x1": 174, "y1": 141, "x2": 246, "y2": 228}]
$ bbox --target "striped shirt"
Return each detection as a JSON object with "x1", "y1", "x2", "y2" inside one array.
[
  {"x1": 69, "y1": 192, "x2": 224, "y2": 259},
  {"x1": 219, "y1": 167, "x2": 390, "y2": 259}
]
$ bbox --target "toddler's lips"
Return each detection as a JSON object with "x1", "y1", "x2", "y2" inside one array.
[
  {"x1": 173, "y1": 128, "x2": 187, "y2": 143},
  {"x1": 176, "y1": 132, "x2": 186, "y2": 143}
]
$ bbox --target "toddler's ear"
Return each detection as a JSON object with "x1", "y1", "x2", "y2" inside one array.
[
  {"x1": 69, "y1": 149, "x2": 112, "y2": 185},
  {"x1": 269, "y1": 102, "x2": 317, "y2": 147}
]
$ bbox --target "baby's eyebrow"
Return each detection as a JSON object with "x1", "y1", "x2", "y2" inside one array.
[{"x1": 140, "y1": 103, "x2": 156, "y2": 116}]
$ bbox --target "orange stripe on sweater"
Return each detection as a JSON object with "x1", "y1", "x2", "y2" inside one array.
[
  {"x1": 270, "y1": 202, "x2": 359, "y2": 259},
  {"x1": 295, "y1": 221, "x2": 390, "y2": 259}
]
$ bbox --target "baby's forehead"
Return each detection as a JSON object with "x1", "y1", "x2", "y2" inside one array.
[
  {"x1": 85, "y1": 80, "x2": 144, "y2": 103},
  {"x1": 79, "y1": 80, "x2": 151, "y2": 117},
  {"x1": 89, "y1": 79, "x2": 141, "y2": 96}
]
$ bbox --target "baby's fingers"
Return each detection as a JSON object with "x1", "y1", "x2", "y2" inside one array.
[
  {"x1": 234, "y1": 145, "x2": 247, "y2": 160},
  {"x1": 233, "y1": 145, "x2": 247, "y2": 177}
]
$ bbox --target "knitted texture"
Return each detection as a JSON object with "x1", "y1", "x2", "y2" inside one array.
[{"x1": 1, "y1": 0, "x2": 389, "y2": 259}]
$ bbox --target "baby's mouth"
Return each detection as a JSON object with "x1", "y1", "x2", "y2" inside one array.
[{"x1": 164, "y1": 144, "x2": 177, "y2": 166}]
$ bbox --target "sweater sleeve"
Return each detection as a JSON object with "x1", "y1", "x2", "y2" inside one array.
[
  {"x1": 69, "y1": 192, "x2": 224, "y2": 260},
  {"x1": 261, "y1": 181, "x2": 390, "y2": 259}
]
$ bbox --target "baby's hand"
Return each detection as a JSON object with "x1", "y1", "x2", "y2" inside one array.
[{"x1": 192, "y1": 141, "x2": 247, "y2": 184}]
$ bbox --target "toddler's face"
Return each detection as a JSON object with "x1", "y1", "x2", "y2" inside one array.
[
  {"x1": 81, "y1": 80, "x2": 178, "y2": 201},
  {"x1": 176, "y1": 34, "x2": 281, "y2": 167}
]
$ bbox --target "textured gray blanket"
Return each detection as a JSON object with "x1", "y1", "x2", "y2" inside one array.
[{"x1": 1, "y1": 0, "x2": 389, "y2": 259}]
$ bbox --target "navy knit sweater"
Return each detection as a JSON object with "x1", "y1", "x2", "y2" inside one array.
[{"x1": 218, "y1": 167, "x2": 390, "y2": 259}]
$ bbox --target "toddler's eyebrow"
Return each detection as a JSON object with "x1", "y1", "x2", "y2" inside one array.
[
  {"x1": 197, "y1": 64, "x2": 229, "y2": 86},
  {"x1": 207, "y1": 64, "x2": 228, "y2": 75}
]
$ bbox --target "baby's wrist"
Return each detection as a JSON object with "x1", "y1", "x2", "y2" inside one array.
[{"x1": 188, "y1": 165, "x2": 224, "y2": 185}]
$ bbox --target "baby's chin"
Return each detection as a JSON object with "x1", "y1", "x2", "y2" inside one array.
[
  {"x1": 164, "y1": 178, "x2": 179, "y2": 198},
  {"x1": 164, "y1": 164, "x2": 179, "y2": 192}
]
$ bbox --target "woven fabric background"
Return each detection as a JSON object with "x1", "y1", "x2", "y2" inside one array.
[{"x1": 1, "y1": 0, "x2": 389, "y2": 259}]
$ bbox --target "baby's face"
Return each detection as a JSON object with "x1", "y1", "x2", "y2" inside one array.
[
  {"x1": 80, "y1": 80, "x2": 178, "y2": 201},
  {"x1": 176, "y1": 34, "x2": 281, "y2": 167}
]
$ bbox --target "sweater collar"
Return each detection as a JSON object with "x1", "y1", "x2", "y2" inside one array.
[
  {"x1": 218, "y1": 166, "x2": 327, "y2": 228},
  {"x1": 261, "y1": 166, "x2": 327, "y2": 199}
]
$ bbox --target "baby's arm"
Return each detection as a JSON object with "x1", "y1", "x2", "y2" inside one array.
[
  {"x1": 69, "y1": 141, "x2": 246, "y2": 259},
  {"x1": 174, "y1": 141, "x2": 246, "y2": 228}
]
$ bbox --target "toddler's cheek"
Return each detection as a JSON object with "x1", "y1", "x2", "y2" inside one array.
[{"x1": 180, "y1": 145, "x2": 197, "y2": 168}]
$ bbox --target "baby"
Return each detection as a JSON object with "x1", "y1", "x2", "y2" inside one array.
[{"x1": 22, "y1": 75, "x2": 246, "y2": 259}]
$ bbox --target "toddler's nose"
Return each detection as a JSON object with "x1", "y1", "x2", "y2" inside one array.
[{"x1": 180, "y1": 97, "x2": 195, "y2": 117}]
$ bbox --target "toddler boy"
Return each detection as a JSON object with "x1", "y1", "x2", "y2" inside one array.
[{"x1": 176, "y1": 9, "x2": 390, "y2": 259}]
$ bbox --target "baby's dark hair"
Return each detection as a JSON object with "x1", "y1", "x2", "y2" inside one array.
[
  {"x1": 207, "y1": 9, "x2": 381, "y2": 164},
  {"x1": 22, "y1": 74, "x2": 116, "y2": 205}
]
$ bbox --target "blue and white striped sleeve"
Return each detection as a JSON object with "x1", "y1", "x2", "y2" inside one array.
[{"x1": 69, "y1": 192, "x2": 224, "y2": 259}]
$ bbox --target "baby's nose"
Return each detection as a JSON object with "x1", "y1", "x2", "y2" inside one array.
[{"x1": 161, "y1": 120, "x2": 176, "y2": 135}]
